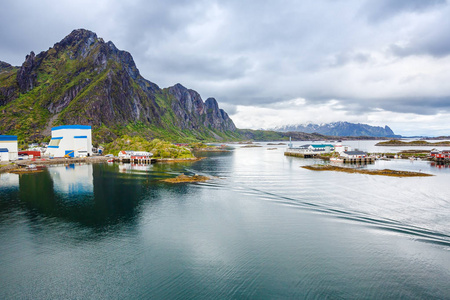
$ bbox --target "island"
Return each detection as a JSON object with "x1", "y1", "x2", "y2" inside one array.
[
  {"x1": 376, "y1": 140, "x2": 450, "y2": 146},
  {"x1": 161, "y1": 174, "x2": 211, "y2": 183},
  {"x1": 241, "y1": 145, "x2": 263, "y2": 148},
  {"x1": 302, "y1": 165, "x2": 433, "y2": 177}
]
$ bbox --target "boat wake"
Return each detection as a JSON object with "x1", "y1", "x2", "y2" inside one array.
[{"x1": 198, "y1": 176, "x2": 450, "y2": 248}]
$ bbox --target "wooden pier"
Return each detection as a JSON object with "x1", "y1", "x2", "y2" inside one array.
[
  {"x1": 435, "y1": 157, "x2": 450, "y2": 163},
  {"x1": 338, "y1": 157, "x2": 374, "y2": 164},
  {"x1": 115, "y1": 158, "x2": 156, "y2": 164},
  {"x1": 284, "y1": 151, "x2": 317, "y2": 158}
]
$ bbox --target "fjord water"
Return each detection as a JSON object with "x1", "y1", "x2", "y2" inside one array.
[{"x1": 1, "y1": 143, "x2": 449, "y2": 299}]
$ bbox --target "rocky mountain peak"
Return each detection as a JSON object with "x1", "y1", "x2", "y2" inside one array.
[
  {"x1": 168, "y1": 83, "x2": 203, "y2": 113},
  {"x1": 17, "y1": 51, "x2": 38, "y2": 93},
  {"x1": 57, "y1": 29, "x2": 98, "y2": 49},
  {"x1": 205, "y1": 98, "x2": 219, "y2": 110}
]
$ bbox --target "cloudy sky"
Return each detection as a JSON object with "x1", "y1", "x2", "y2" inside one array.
[{"x1": 1, "y1": 0, "x2": 450, "y2": 136}]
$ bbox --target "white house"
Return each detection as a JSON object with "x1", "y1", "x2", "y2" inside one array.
[
  {"x1": 334, "y1": 143, "x2": 352, "y2": 154},
  {"x1": 46, "y1": 125, "x2": 93, "y2": 158},
  {"x1": 118, "y1": 151, "x2": 153, "y2": 159},
  {"x1": 341, "y1": 151, "x2": 367, "y2": 159},
  {"x1": 297, "y1": 144, "x2": 335, "y2": 153},
  {"x1": 0, "y1": 135, "x2": 18, "y2": 161}
]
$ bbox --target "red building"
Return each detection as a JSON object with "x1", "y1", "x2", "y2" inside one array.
[
  {"x1": 433, "y1": 150, "x2": 450, "y2": 160},
  {"x1": 18, "y1": 150, "x2": 41, "y2": 158}
]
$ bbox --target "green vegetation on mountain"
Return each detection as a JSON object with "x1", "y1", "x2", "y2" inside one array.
[
  {"x1": 0, "y1": 29, "x2": 238, "y2": 144},
  {"x1": 103, "y1": 135, "x2": 194, "y2": 158}
]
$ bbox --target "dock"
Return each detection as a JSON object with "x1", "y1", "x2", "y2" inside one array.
[
  {"x1": 115, "y1": 158, "x2": 156, "y2": 164},
  {"x1": 332, "y1": 157, "x2": 374, "y2": 164},
  {"x1": 284, "y1": 150, "x2": 331, "y2": 160},
  {"x1": 284, "y1": 151, "x2": 319, "y2": 158},
  {"x1": 285, "y1": 149, "x2": 374, "y2": 163}
]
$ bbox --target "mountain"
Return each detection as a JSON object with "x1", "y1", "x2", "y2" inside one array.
[
  {"x1": 273, "y1": 122, "x2": 400, "y2": 137},
  {"x1": 0, "y1": 29, "x2": 238, "y2": 144}
]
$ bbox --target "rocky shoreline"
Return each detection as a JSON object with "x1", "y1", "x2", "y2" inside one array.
[
  {"x1": 153, "y1": 157, "x2": 206, "y2": 163},
  {"x1": 376, "y1": 140, "x2": 450, "y2": 146},
  {"x1": 0, "y1": 156, "x2": 109, "y2": 174}
]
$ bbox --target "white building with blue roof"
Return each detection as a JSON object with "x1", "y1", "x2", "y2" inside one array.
[
  {"x1": 46, "y1": 125, "x2": 92, "y2": 158},
  {"x1": 0, "y1": 135, "x2": 18, "y2": 161},
  {"x1": 295, "y1": 144, "x2": 335, "y2": 153}
]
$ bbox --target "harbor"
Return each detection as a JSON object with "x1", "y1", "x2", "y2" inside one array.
[
  {"x1": 1, "y1": 142, "x2": 449, "y2": 299},
  {"x1": 284, "y1": 140, "x2": 375, "y2": 163}
]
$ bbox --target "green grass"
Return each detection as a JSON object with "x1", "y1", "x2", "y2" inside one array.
[{"x1": 102, "y1": 135, "x2": 195, "y2": 158}]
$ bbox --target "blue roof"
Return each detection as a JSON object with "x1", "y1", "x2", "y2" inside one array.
[
  {"x1": 0, "y1": 148, "x2": 9, "y2": 152},
  {"x1": 52, "y1": 125, "x2": 91, "y2": 131},
  {"x1": 0, "y1": 135, "x2": 18, "y2": 141},
  {"x1": 74, "y1": 136, "x2": 87, "y2": 138},
  {"x1": 311, "y1": 144, "x2": 334, "y2": 148},
  {"x1": 51, "y1": 137, "x2": 63, "y2": 140}
]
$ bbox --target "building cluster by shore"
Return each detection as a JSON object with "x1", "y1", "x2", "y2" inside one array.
[{"x1": 284, "y1": 141, "x2": 449, "y2": 163}]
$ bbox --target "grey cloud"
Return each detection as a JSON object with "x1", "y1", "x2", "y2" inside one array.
[
  {"x1": 144, "y1": 55, "x2": 252, "y2": 81},
  {"x1": 361, "y1": 0, "x2": 446, "y2": 23},
  {"x1": 218, "y1": 103, "x2": 238, "y2": 115},
  {"x1": 376, "y1": 96, "x2": 450, "y2": 115},
  {"x1": 390, "y1": 16, "x2": 450, "y2": 57},
  {"x1": 1, "y1": 0, "x2": 450, "y2": 132},
  {"x1": 328, "y1": 52, "x2": 372, "y2": 68},
  {"x1": 308, "y1": 96, "x2": 450, "y2": 116}
]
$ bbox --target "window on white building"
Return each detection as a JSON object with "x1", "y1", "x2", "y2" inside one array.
[{"x1": 49, "y1": 139, "x2": 62, "y2": 147}]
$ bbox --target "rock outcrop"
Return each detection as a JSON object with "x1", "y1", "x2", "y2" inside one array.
[
  {"x1": 17, "y1": 52, "x2": 38, "y2": 93},
  {"x1": 167, "y1": 83, "x2": 236, "y2": 132}
]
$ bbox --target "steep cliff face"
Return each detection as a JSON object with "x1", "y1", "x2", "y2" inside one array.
[
  {"x1": 0, "y1": 29, "x2": 237, "y2": 143},
  {"x1": 204, "y1": 98, "x2": 236, "y2": 131},
  {"x1": 17, "y1": 52, "x2": 39, "y2": 93},
  {"x1": 166, "y1": 83, "x2": 236, "y2": 132}
]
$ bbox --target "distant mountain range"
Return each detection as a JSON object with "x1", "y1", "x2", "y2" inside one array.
[{"x1": 272, "y1": 122, "x2": 400, "y2": 137}]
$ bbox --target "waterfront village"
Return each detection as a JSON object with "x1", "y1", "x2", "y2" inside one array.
[
  {"x1": 1, "y1": 125, "x2": 450, "y2": 175},
  {"x1": 284, "y1": 140, "x2": 450, "y2": 163},
  {"x1": 0, "y1": 125, "x2": 156, "y2": 173}
]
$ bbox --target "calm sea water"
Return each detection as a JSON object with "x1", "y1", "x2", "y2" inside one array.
[{"x1": 1, "y1": 142, "x2": 449, "y2": 299}]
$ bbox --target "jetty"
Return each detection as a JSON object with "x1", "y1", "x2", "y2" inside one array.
[
  {"x1": 330, "y1": 157, "x2": 374, "y2": 164},
  {"x1": 284, "y1": 150, "x2": 330, "y2": 159},
  {"x1": 115, "y1": 157, "x2": 156, "y2": 164}
]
